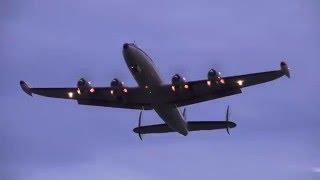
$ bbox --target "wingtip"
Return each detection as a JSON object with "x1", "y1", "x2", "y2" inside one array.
[
  {"x1": 280, "y1": 61, "x2": 290, "y2": 78},
  {"x1": 20, "y1": 80, "x2": 32, "y2": 96}
]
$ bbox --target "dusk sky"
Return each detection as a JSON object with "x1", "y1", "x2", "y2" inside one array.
[{"x1": 1, "y1": 0, "x2": 319, "y2": 179}]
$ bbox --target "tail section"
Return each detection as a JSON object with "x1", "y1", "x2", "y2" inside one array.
[
  {"x1": 133, "y1": 106, "x2": 236, "y2": 136},
  {"x1": 133, "y1": 121, "x2": 236, "y2": 135}
]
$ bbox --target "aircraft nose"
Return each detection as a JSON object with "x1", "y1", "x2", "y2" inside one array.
[{"x1": 123, "y1": 43, "x2": 129, "y2": 50}]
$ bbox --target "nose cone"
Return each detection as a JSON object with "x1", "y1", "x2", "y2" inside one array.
[
  {"x1": 123, "y1": 43, "x2": 129, "y2": 50},
  {"x1": 122, "y1": 43, "x2": 132, "y2": 62}
]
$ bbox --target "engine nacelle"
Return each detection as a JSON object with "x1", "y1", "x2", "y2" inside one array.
[
  {"x1": 110, "y1": 78, "x2": 127, "y2": 100},
  {"x1": 110, "y1": 78, "x2": 124, "y2": 88},
  {"x1": 77, "y1": 78, "x2": 94, "y2": 94},
  {"x1": 207, "y1": 69, "x2": 222, "y2": 82},
  {"x1": 171, "y1": 74, "x2": 186, "y2": 87}
]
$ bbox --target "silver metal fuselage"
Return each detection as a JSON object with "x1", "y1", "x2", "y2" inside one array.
[{"x1": 122, "y1": 43, "x2": 188, "y2": 136}]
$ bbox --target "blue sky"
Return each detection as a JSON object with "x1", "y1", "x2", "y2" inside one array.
[{"x1": 1, "y1": 0, "x2": 319, "y2": 179}]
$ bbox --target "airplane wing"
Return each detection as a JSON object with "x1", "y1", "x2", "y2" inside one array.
[
  {"x1": 20, "y1": 81, "x2": 153, "y2": 109},
  {"x1": 149, "y1": 62, "x2": 290, "y2": 107},
  {"x1": 20, "y1": 62, "x2": 290, "y2": 109}
]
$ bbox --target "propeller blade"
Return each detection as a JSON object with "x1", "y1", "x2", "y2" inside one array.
[
  {"x1": 226, "y1": 127, "x2": 230, "y2": 135},
  {"x1": 138, "y1": 109, "x2": 143, "y2": 141},
  {"x1": 183, "y1": 108, "x2": 187, "y2": 120},
  {"x1": 226, "y1": 105, "x2": 230, "y2": 135},
  {"x1": 226, "y1": 105, "x2": 230, "y2": 121}
]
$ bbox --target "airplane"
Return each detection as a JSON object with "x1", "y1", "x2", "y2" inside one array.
[{"x1": 20, "y1": 43, "x2": 290, "y2": 140}]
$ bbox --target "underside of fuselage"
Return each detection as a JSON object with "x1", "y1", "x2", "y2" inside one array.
[{"x1": 122, "y1": 43, "x2": 189, "y2": 136}]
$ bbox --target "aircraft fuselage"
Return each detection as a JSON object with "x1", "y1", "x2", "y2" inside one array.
[{"x1": 122, "y1": 43, "x2": 188, "y2": 136}]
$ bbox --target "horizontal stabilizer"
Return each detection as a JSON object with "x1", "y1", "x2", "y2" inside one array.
[{"x1": 133, "y1": 121, "x2": 236, "y2": 135}]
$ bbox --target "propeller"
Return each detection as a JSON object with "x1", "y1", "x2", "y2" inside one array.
[
  {"x1": 168, "y1": 64, "x2": 188, "y2": 82},
  {"x1": 226, "y1": 105, "x2": 230, "y2": 135},
  {"x1": 182, "y1": 108, "x2": 187, "y2": 120},
  {"x1": 138, "y1": 108, "x2": 143, "y2": 141}
]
